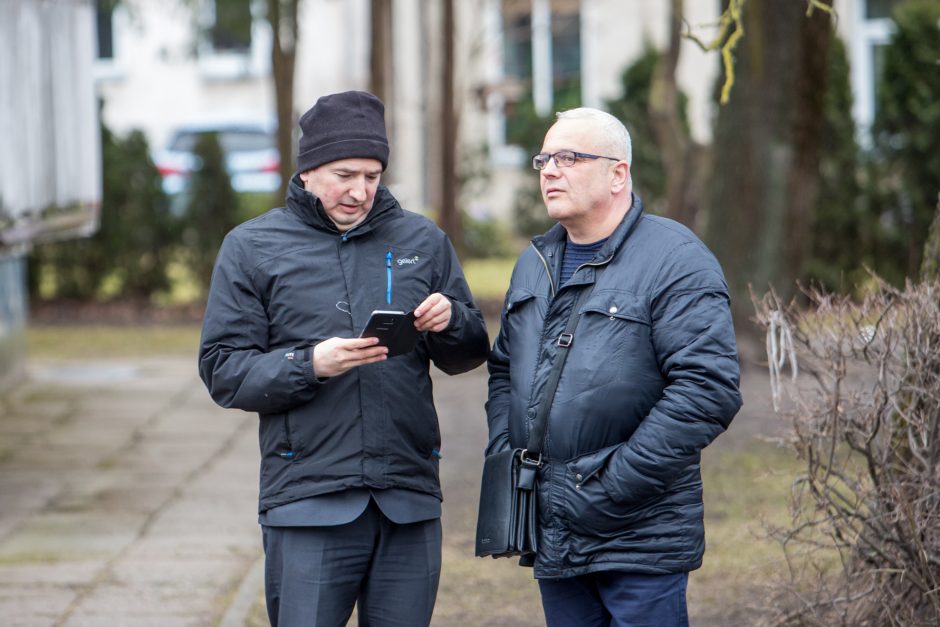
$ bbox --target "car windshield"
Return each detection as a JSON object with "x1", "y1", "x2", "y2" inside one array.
[{"x1": 169, "y1": 129, "x2": 274, "y2": 153}]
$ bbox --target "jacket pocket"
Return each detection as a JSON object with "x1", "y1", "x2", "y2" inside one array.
[
  {"x1": 260, "y1": 412, "x2": 290, "y2": 453},
  {"x1": 505, "y1": 288, "x2": 537, "y2": 314},
  {"x1": 569, "y1": 290, "x2": 655, "y2": 390},
  {"x1": 562, "y1": 444, "x2": 648, "y2": 538},
  {"x1": 579, "y1": 289, "x2": 649, "y2": 328},
  {"x1": 502, "y1": 288, "x2": 541, "y2": 340}
]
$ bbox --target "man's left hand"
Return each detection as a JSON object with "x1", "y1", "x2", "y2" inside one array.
[{"x1": 413, "y1": 293, "x2": 452, "y2": 333}]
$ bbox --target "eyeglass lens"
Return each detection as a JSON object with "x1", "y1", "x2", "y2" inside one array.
[{"x1": 533, "y1": 150, "x2": 577, "y2": 170}]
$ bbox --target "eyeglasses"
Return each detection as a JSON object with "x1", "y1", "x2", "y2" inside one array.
[{"x1": 532, "y1": 150, "x2": 621, "y2": 171}]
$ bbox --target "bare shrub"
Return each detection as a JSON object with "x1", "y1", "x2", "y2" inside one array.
[{"x1": 752, "y1": 278, "x2": 940, "y2": 626}]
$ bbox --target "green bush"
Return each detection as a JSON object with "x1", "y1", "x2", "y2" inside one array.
[
  {"x1": 802, "y1": 38, "x2": 869, "y2": 291},
  {"x1": 462, "y1": 214, "x2": 514, "y2": 260},
  {"x1": 871, "y1": 0, "x2": 940, "y2": 279},
  {"x1": 29, "y1": 123, "x2": 176, "y2": 300},
  {"x1": 179, "y1": 132, "x2": 240, "y2": 294}
]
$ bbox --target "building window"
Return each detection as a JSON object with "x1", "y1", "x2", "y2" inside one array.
[
  {"x1": 851, "y1": 0, "x2": 900, "y2": 141},
  {"x1": 490, "y1": 0, "x2": 582, "y2": 162},
  {"x1": 95, "y1": 0, "x2": 115, "y2": 60},
  {"x1": 93, "y1": 0, "x2": 125, "y2": 81},
  {"x1": 550, "y1": 0, "x2": 580, "y2": 91},
  {"x1": 197, "y1": 0, "x2": 271, "y2": 80},
  {"x1": 209, "y1": 0, "x2": 252, "y2": 53}
]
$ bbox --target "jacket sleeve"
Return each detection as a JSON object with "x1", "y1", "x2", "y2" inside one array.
[
  {"x1": 600, "y1": 242, "x2": 743, "y2": 504},
  {"x1": 423, "y1": 232, "x2": 490, "y2": 375},
  {"x1": 484, "y1": 297, "x2": 512, "y2": 456},
  {"x1": 198, "y1": 231, "x2": 322, "y2": 414}
]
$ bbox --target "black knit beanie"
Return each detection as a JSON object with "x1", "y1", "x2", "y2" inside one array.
[{"x1": 296, "y1": 91, "x2": 390, "y2": 173}]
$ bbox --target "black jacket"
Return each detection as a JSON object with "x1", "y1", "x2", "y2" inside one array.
[
  {"x1": 486, "y1": 196, "x2": 742, "y2": 578},
  {"x1": 200, "y1": 177, "x2": 489, "y2": 513}
]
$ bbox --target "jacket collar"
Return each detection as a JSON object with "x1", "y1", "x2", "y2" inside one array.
[
  {"x1": 532, "y1": 193, "x2": 646, "y2": 265},
  {"x1": 285, "y1": 173, "x2": 402, "y2": 237}
]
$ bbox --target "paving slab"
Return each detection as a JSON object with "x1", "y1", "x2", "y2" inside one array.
[{"x1": 0, "y1": 357, "x2": 262, "y2": 627}]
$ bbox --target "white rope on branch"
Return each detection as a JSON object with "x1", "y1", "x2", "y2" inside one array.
[{"x1": 766, "y1": 309, "x2": 798, "y2": 412}]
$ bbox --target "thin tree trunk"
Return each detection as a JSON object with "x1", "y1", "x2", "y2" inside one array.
[
  {"x1": 439, "y1": 0, "x2": 462, "y2": 255},
  {"x1": 370, "y1": 0, "x2": 392, "y2": 104},
  {"x1": 270, "y1": 0, "x2": 298, "y2": 201},
  {"x1": 649, "y1": 0, "x2": 703, "y2": 229},
  {"x1": 782, "y1": 0, "x2": 833, "y2": 289}
]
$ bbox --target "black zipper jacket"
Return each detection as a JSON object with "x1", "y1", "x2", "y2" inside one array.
[
  {"x1": 486, "y1": 196, "x2": 742, "y2": 578},
  {"x1": 199, "y1": 176, "x2": 489, "y2": 513}
]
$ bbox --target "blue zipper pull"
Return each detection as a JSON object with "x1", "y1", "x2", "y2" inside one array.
[{"x1": 386, "y1": 251, "x2": 393, "y2": 305}]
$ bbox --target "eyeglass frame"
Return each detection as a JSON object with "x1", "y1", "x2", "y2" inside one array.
[{"x1": 531, "y1": 149, "x2": 622, "y2": 171}]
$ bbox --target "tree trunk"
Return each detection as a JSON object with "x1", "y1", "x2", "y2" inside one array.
[
  {"x1": 704, "y1": 0, "x2": 833, "y2": 322},
  {"x1": 649, "y1": 0, "x2": 705, "y2": 230},
  {"x1": 270, "y1": 0, "x2": 298, "y2": 202},
  {"x1": 439, "y1": 0, "x2": 462, "y2": 256},
  {"x1": 370, "y1": 0, "x2": 392, "y2": 104},
  {"x1": 783, "y1": 0, "x2": 833, "y2": 288}
]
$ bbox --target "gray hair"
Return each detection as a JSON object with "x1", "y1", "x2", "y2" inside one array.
[{"x1": 555, "y1": 108, "x2": 632, "y2": 166}]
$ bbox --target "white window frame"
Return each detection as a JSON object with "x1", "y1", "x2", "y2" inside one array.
[{"x1": 850, "y1": 0, "x2": 896, "y2": 144}]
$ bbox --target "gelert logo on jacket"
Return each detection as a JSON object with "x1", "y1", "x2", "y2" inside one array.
[{"x1": 397, "y1": 255, "x2": 420, "y2": 266}]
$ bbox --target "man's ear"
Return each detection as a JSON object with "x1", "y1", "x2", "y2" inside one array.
[
  {"x1": 299, "y1": 170, "x2": 310, "y2": 183},
  {"x1": 610, "y1": 162, "x2": 630, "y2": 193}
]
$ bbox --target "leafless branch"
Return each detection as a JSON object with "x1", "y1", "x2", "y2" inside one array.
[{"x1": 753, "y1": 278, "x2": 940, "y2": 624}]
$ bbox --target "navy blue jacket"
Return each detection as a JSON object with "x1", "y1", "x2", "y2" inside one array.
[
  {"x1": 486, "y1": 196, "x2": 742, "y2": 578},
  {"x1": 200, "y1": 177, "x2": 489, "y2": 513}
]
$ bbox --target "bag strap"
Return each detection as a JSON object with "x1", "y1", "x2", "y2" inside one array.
[{"x1": 524, "y1": 265, "x2": 605, "y2": 462}]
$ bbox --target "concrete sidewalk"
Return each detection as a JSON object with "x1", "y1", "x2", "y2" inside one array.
[
  {"x1": 0, "y1": 355, "x2": 540, "y2": 627},
  {"x1": 0, "y1": 356, "x2": 264, "y2": 627}
]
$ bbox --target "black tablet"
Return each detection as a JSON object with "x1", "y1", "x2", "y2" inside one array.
[{"x1": 359, "y1": 310, "x2": 419, "y2": 357}]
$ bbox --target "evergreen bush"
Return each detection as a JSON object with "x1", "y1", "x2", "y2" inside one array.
[
  {"x1": 871, "y1": 0, "x2": 940, "y2": 279},
  {"x1": 29, "y1": 123, "x2": 176, "y2": 301},
  {"x1": 179, "y1": 132, "x2": 240, "y2": 293}
]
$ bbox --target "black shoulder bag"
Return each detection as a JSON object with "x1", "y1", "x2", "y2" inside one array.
[{"x1": 475, "y1": 277, "x2": 599, "y2": 561}]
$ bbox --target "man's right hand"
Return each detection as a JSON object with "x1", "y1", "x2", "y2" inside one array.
[{"x1": 312, "y1": 337, "x2": 388, "y2": 378}]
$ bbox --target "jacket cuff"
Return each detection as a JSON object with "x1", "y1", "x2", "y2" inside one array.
[
  {"x1": 303, "y1": 346, "x2": 328, "y2": 385},
  {"x1": 441, "y1": 292, "x2": 464, "y2": 333}
]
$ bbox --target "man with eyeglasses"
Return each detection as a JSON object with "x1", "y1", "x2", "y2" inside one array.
[{"x1": 484, "y1": 107, "x2": 742, "y2": 626}]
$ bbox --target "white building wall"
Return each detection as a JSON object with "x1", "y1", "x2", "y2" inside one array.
[{"x1": 97, "y1": 2, "x2": 274, "y2": 151}]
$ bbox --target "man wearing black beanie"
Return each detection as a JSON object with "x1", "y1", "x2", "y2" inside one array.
[{"x1": 199, "y1": 90, "x2": 489, "y2": 626}]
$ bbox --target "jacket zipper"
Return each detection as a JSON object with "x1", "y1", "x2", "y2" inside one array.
[
  {"x1": 527, "y1": 249, "x2": 613, "y2": 457},
  {"x1": 280, "y1": 413, "x2": 295, "y2": 460},
  {"x1": 533, "y1": 246, "x2": 556, "y2": 298},
  {"x1": 386, "y1": 250, "x2": 393, "y2": 305}
]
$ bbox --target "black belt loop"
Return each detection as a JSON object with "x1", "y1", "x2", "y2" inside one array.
[{"x1": 556, "y1": 333, "x2": 573, "y2": 348}]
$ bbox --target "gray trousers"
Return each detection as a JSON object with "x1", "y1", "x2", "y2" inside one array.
[{"x1": 262, "y1": 499, "x2": 442, "y2": 626}]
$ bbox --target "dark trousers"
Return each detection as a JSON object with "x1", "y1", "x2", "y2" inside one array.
[
  {"x1": 538, "y1": 571, "x2": 689, "y2": 627},
  {"x1": 262, "y1": 499, "x2": 442, "y2": 627}
]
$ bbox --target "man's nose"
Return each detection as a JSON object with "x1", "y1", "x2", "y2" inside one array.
[
  {"x1": 349, "y1": 178, "x2": 367, "y2": 200},
  {"x1": 541, "y1": 157, "x2": 561, "y2": 176}
]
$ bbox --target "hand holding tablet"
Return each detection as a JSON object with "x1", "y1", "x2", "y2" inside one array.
[{"x1": 359, "y1": 310, "x2": 420, "y2": 357}]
